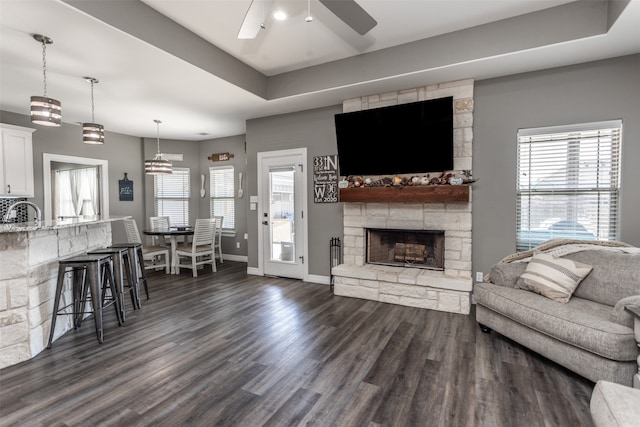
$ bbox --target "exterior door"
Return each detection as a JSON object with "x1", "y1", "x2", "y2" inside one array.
[{"x1": 258, "y1": 149, "x2": 307, "y2": 279}]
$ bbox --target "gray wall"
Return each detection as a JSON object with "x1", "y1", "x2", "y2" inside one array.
[
  {"x1": 472, "y1": 54, "x2": 640, "y2": 276},
  {"x1": 245, "y1": 105, "x2": 345, "y2": 275},
  {"x1": 3, "y1": 53, "x2": 638, "y2": 282},
  {"x1": 0, "y1": 111, "x2": 248, "y2": 255},
  {"x1": 197, "y1": 134, "x2": 247, "y2": 258}
]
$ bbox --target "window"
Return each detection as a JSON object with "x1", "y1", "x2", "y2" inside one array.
[
  {"x1": 154, "y1": 167, "x2": 190, "y2": 226},
  {"x1": 54, "y1": 166, "x2": 99, "y2": 218},
  {"x1": 210, "y1": 166, "x2": 235, "y2": 230},
  {"x1": 516, "y1": 120, "x2": 621, "y2": 251}
]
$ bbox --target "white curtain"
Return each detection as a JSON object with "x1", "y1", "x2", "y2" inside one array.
[{"x1": 55, "y1": 167, "x2": 99, "y2": 217}]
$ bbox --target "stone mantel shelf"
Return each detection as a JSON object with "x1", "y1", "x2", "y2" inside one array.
[{"x1": 339, "y1": 185, "x2": 470, "y2": 203}]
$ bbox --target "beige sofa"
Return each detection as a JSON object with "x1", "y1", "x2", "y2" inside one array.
[{"x1": 474, "y1": 245, "x2": 640, "y2": 386}]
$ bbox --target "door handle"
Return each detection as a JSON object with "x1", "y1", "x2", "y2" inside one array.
[{"x1": 262, "y1": 221, "x2": 268, "y2": 225}]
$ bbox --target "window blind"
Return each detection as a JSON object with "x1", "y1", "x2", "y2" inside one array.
[
  {"x1": 154, "y1": 167, "x2": 190, "y2": 226},
  {"x1": 516, "y1": 120, "x2": 621, "y2": 251},
  {"x1": 210, "y1": 166, "x2": 235, "y2": 230}
]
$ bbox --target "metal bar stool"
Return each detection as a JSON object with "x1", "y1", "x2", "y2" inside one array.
[
  {"x1": 109, "y1": 242, "x2": 149, "y2": 300},
  {"x1": 88, "y1": 246, "x2": 139, "y2": 321},
  {"x1": 47, "y1": 253, "x2": 123, "y2": 348}
]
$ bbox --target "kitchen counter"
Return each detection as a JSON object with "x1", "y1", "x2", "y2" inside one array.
[
  {"x1": 0, "y1": 215, "x2": 129, "y2": 233},
  {"x1": 0, "y1": 215, "x2": 130, "y2": 368}
]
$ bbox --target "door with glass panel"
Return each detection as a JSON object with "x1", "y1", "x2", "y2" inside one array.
[{"x1": 258, "y1": 149, "x2": 306, "y2": 279}]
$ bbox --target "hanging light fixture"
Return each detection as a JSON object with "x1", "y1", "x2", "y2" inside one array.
[
  {"x1": 145, "y1": 120, "x2": 172, "y2": 175},
  {"x1": 82, "y1": 77, "x2": 105, "y2": 144},
  {"x1": 30, "y1": 34, "x2": 62, "y2": 126},
  {"x1": 305, "y1": 0, "x2": 313, "y2": 22}
]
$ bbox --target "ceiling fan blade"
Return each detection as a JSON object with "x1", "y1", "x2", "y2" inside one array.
[
  {"x1": 318, "y1": 0, "x2": 377, "y2": 35},
  {"x1": 238, "y1": 0, "x2": 275, "y2": 39}
]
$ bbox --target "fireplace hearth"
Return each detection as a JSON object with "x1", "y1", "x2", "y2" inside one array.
[{"x1": 367, "y1": 228, "x2": 444, "y2": 270}]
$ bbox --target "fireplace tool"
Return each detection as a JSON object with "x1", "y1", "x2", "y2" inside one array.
[{"x1": 329, "y1": 237, "x2": 342, "y2": 293}]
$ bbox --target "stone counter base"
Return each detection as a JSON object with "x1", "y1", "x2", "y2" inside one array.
[
  {"x1": 332, "y1": 264, "x2": 472, "y2": 315},
  {"x1": 0, "y1": 222, "x2": 113, "y2": 369}
]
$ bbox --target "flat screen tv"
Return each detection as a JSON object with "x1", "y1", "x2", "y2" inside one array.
[{"x1": 334, "y1": 96, "x2": 453, "y2": 176}]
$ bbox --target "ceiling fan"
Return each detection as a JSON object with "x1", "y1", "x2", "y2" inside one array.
[{"x1": 238, "y1": 0, "x2": 377, "y2": 39}]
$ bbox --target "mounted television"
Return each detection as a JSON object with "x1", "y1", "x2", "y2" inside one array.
[{"x1": 334, "y1": 96, "x2": 453, "y2": 176}]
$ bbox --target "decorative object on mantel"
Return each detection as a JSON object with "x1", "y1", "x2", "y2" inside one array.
[
  {"x1": 30, "y1": 34, "x2": 61, "y2": 127},
  {"x1": 118, "y1": 173, "x2": 133, "y2": 201},
  {"x1": 144, "y1": 120, "x2": 172, "y2": 175},
  {"x1": 208, "y1": 152, "x2": 234, "y2": 162},
  {"x1": 342, "y1": 171, "x2": 476, "y2": 188},
  {"x1": 461, "y1": 169, "x2": 478, "y2": 184},
  {"x1": 313, "y1": 155, "x2": 338, "y2": 203},
  {"x1": 82, "y1": 77, "x2": 105, "y2": 144}
]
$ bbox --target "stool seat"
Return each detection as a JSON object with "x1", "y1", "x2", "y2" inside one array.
[{"x1": 47, "y1": 253, "x2": 123, "y2": 348}]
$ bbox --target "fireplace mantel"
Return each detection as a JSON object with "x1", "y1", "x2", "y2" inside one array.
[{"x1": 339, "y1": 184, "x2": 469, "y2": 203}]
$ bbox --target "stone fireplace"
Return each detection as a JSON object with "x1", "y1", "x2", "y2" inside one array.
[{"x1": 332, "y1": 79, "x2": 474, "y2": 315}]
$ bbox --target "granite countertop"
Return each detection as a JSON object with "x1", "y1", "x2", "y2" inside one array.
[{"x1": 0, "y1": 216, "x2": 131, "y2": 233}]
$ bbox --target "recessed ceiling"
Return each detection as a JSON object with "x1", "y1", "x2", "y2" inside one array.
[{"x1": 0, "y1": 0, "x2": 638, "y2": 141}]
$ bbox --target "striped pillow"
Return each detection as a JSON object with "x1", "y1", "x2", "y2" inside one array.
[{"x1": 515, "y1": 253, "x2": 593, "y2": 303}]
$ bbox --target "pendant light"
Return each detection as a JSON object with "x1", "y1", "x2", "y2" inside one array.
[
  {"x1": 30, "y1": 34, "x2": 62, "y2": 126},
  {"x1": 145, "y1": 120, "x2": 172, "y2": 175},
  {"x1": 82, "y1": 77, "x2": 105, "y2": 144},
  {"x1": 305, "y1": 0, "x2": 313, "y2": 22}
]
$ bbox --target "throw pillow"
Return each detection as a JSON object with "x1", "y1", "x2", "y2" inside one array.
[{"x1": 515, "y1": 253, "x2": 593, "y2": 303}]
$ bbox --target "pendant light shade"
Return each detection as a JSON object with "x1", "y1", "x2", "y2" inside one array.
[
  {"x1": 82, "y1": 77, "x2": 105, "y2": 144},
  {"x1": 145, "y1": 120, "x2": 172, "y2": 175},
  {"x1": 30, "y1": 34, "x2": 61, "y2": 127}
]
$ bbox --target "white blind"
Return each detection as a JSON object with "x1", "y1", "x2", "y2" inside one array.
[
  {"x1": 154, "y1": 167, "x2": 190, "y2": 226},
  {"x1": 210, "y1": 166, "x2": 235, "y2": 230},
  {"x1": 516, "y1": 120, "x2": 621, "y2": 251}
]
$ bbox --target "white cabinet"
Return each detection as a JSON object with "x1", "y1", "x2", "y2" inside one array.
[{"x1": 0, "y1": 124, "x2": 36, "y2": 197}]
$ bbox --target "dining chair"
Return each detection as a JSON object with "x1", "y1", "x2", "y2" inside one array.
[
  {"x1": 212, "y1": 215, "x2": 224, "y2": 264},
  {"x1": 123, "y1": 218, "x2": 170, "y2": 274},
  {"x1": 148, "y1": 216, "x2": 170, "y2": 247},
  {"x1": 175, "y1": 218, "x2": 217, "y2": 277}
]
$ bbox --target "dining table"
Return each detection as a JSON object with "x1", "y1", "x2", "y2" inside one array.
[{"x1": 142, "y1": 226, "x2": 194, "y2": 274}]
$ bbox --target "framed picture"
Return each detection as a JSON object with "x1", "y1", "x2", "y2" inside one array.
[{"x1": 119, "y1": 174, "x2": 133, "y2": 201}]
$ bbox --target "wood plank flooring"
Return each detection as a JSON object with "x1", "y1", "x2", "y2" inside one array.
[{"x1": 0, "y1": 261, "x2": 595, "y2": 426}]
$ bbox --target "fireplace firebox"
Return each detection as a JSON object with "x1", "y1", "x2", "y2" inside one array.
[{"x1": 366, "y1": 228, "x2": 444, "y2": 270}]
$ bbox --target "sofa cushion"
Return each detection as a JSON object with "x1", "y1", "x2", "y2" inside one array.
[
  {"x1": 474, "y1": 283, "x2": 637, "y2": 361},
  {"x1": 515, "y1": 253, "x2": 593, "y2": 303},
  {"x1": 564, "y1": 251, "x2": 640, "y2": 306},
  {"x1": 489, "y1": 262, "x2": 527, "y2": 288}
]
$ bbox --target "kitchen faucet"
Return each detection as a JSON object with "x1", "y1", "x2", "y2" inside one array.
[{"x1": 2, "y1": 201, "x2": 42, "y2": 223}]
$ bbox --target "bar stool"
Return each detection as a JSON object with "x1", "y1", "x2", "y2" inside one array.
[
  {"x1": 87, "y1": 246, "x2": 140, "y2": 320},
  {"x1": 47, "y1": 254, "x2": 123, "y2": 348},
  {"x1": 109, "y1": 242, "x2": 149, "y2": 300}
]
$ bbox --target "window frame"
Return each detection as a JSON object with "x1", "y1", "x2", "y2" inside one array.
[
  {"x1": 154, "y1": 167, "x2": 190, "y2": 226},
  {"x1": 209, "y1": 165, "x2": 235, "y2": 231},
  {"x1": 516, "y1": 120, "x2": 622, "y2": 251}
]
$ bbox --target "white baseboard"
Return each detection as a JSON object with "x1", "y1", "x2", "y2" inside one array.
[
  {"x1": 306, "y1": 274, "x2": 330, "y2": 285},
  {"x1": 222, "y1": 254, "x2": 248, "y2": 263},
  {"x1": 247, "y1": 266, "x2": 262, "y2": 276}
]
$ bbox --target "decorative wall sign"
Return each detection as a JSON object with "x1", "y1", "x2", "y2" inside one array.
[
  {"x1": 313, "y1": 155, "x2": 339, "y2": 203},
  {"x1": 208, "y1": 152, "x2": 235, "y2": 162},
  {"x1": 118, "y1": 173, "x2": 133, "y2": 201}
]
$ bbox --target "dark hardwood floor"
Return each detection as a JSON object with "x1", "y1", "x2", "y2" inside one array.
[{"x1": 0, "y1": 261, "x2": 595, "y2": 426}]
